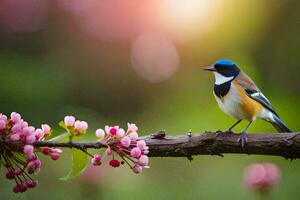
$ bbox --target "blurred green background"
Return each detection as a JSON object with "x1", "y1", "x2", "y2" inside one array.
[{"x1": 0, "y1": 0, "x2": 300, "y2": 199}]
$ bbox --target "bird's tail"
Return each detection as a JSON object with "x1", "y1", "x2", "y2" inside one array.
[{"x1": 270, "y1": 114, "x2": 292, "y2": 133}]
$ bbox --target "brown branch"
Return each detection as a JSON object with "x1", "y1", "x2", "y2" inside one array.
[
  {"x1": 142, "y1": 132, "x2": 300, "y2": 160},
  {"x1": 2, "y1": 132, "x2": 300, "y2": 159}
]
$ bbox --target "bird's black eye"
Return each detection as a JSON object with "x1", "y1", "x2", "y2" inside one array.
[{"x1": 214, "y1": 65, "x2": 226, "y2": 71}]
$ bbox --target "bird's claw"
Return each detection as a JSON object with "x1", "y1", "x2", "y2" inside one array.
[
  {"x1": 237, "y1": 133, "x2": 248, "y2": 148},
  {"x1": 216, "y1": 130, "x2": 232, "y2": 138},
  {"x1": 215, "y1": 130, "x2": 223, "y2": 137}
]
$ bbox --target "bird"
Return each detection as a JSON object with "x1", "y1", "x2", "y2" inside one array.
[{"x1": 204, "y1": 59, "x2": 292, "y2": 147}]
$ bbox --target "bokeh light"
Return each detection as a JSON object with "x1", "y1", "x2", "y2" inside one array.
[
  {"x1": 130, "y1": 32, "x2": 179, "y2": 83},
  {"x1": 157, "y1": 0, "x2": 219, "y2": 41}
]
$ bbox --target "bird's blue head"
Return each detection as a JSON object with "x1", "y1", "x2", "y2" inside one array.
[{"x1": 204, "y1": 59, "x2": 240, "y2": 78}]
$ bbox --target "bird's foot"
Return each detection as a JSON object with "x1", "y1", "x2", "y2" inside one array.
[
  {"x1": 225, "y1": 128, "x2": 234, "y2": 134},
  {"x1": 215, "y1": 130, "x2": 223, "y2": 137},
  {"x1": 237, "y1": 133, "x2": 248, "y2": 148},
  {"x1": 215, "y1": 130, "x2": 232, "y2": 138}
]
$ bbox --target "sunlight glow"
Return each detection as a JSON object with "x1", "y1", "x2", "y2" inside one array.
[{"x1": 158, "y1": 0, "x2": 219, "y2": 41}]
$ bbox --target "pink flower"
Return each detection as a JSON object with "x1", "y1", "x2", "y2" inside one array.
[
  {"x1": 105, "y1": 148, "x2": 112, "y2": 156},
  {"x1": 6, "y1": 171, "x2": 16, "y2": 180},
  {"x1": 11, "y1": 112, "x2": 21, "y2": 123},
  {"x1": 91, "y1": 154, "x2": 102, "y2": 166},
  {"x1": 116, "y1": 128, "x2": 125, "y2": 137},
  {"x1": 74, "y1": 120, "x2": 88, "y2": 132},
  {"x1": 138, "y1": 155, "x2": 149, "y2": 166},
  {"x1": 0, "y1": 120, "x2": 6, "y2": 130},
  {"x1": 41, "y1": 147, "x2": 50, "y2": 155},
  {"x1": 81, "y1": 121, "x2": 88, "y2": 130},
  {"x1": 50, "y1": 152, "x2": 60, "y2": 160},
  {"x1": 34, "y1": 129, "x2": 44, "y2": 140},
  {"x1": 10, "y1": 134, "x2": 20, "y2": 141},
  {"x1": 129, "y1": 131, "x2": 139, "y2": 141},
  {"x1": 0, "y1": 114, "x2": 7, "y2": 121},
  {"x1": 132, "y1": 164, "x2": 143, "y2": 174},
  {"x1": 109, "y1": 127, "x2": 117, "y2": 135},
  {"x1": 137, "y1": 140, "x2": 147, "y2": 150},
  {"x1": 130, "y1": 147, "x2": 142, "y2": 158},
  {"x1": 22, "y1": 126, "x2": 35, "y2": 137},
  {"x1": 120, "y1": 136, "x2": 131, "y2": 147},
  {"x1": 64, "y1": 116, "x2": 75, "y2": 127},
  {"x1": 244, "y1": 163, "x2": 281, "y2": 194},
  {"x1": 26, "y1": 180, "x2": 38, "y2": 188},
  {"x1": 41, "y1": 124, "x2": 51, "y2": 137},
  {"x1": 11, "y1": 124, "x2": 22, "y2": 133},
  {"x1": 127, "y1": 123, "x2": 138, "y2": 132},
  {"x1": 23, "y1": 145, "x2": 34, "y2": 155},
  {"x1": 25, "y1": 135, "x2": 36, "y2": 144},
  {"x1": 95, "y1": 129, "x2": 105, "y2": 138}
]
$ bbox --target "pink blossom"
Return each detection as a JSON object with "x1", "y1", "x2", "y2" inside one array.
[
  {"x1": 10, "y1": 134, "x2": 20, "y2": 141},
  {"x1": 25, "y1": 135, "x2": 36, "y2": 144},
  {"x1": 11, "y1": 112, "x2": 21, "y2": 123},
  {"x1": 91, "y1": 154, "x2": 102, "y2": 166},
  {"x1": 81, "y1": 121, "x2": 88, "y2": 130},
  {"x1": 64, "y1": 116, "x2": 75, "y2": 127},
  {"x1": 105, "y1": 125, "x2": 110, "y2": 133},
  {"x1": 109, "y1": 159, "x2": 121, "y2": 168},
  {"x1": 130, "y1": 147, "x2": 142, "y2": 158},
  {"x1": 23, "y1": 145, "x2": 34, "y2": 155},
  {"x1": 41, "y1": 124, "x2": 51, "y2": 137},
  {"x1": 138, "y1": 155, "x2": 149, "y2": 166},
  {"x1": 6, "y1": 171, "x2": 16, "y2": 180},
  {"x1": 50, "y1": 152, "x2": 60, "y2": 160},
  {"x1": 129, "y1": 131, "x2": 139, "y2": 141},
  {"x1": 132, "y1": 164, "x2": 143, "y2": 174},
  {"x1": 143, "y1": 150, "x2": 149, "y2": 155},
  {"x1": 116, "y1": 128, "x2": 125, "y2": 137},
  {"x1": 14, "y1": 168, "x2": 22, "y2": 175},
  {"x1": 105, "y1": 148, "x2": 112, "y2": 156},
  {"x1": 11, "y1": 124, "x2": 22, "y2": 133},
  {"x1": 0, "y1": 120, "x2": 6, "y2": 130},
  {"x1": 34, "y1": 129, "x2": 44, "y2": 140},
  {"x1": 120, "y1": 136, "x2": 131, "y2": 147},
  {"x1": 74, "y1": 120, "x2": 88, "y2": 132},
  {"x1": 109, "y1": 127, "x2": 117, "y2": 135},
  {"x1": 127, "y1": 123, "x2": 138, "y2": 132},
  {"x1": 0, "y1": 114, "x2": 7, "y2": 121},
  {"x1": 137, "y1": 140, "x2": 146, "y2": 150},
  {"x1": 95, "y1": 129, "x2": 105, "y2": 138},
  {"x1": 26, "y1": 180, "x2": 38, "y2": 188},
  {"x1": 22, "y1": 126, "x2": 35, "y2": 137},
  {"x1": 1, "y1": 112, "x2": 53, "y2": 193},
  {"x1": 41, "y1": 147, "x2": 50, "y2": 155},
  {"x1": 244, "y1": 163, "x2": 281, "y2": 194}
]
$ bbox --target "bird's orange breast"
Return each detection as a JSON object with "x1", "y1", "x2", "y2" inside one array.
[{"x1": 233, "y1": 80, "x2": 264, "y2": 120}]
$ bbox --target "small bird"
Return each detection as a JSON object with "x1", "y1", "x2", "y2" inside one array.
[{"x1": 205, "y1": 59, "x2": 292, "y2": 146}]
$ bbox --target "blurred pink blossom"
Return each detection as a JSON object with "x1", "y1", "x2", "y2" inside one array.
[{"x1": 244, "y1": 163, "x2": 281, "y2": 194}]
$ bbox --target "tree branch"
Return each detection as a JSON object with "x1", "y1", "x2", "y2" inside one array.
[
  {"x1": 2, "y1": 132, "x2": 300, "y2": 159},
  {"x1": 142, "y1": 132, "x2": 300, "y2": 160}
]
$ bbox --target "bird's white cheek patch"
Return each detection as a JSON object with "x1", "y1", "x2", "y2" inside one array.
[{"x1": 213, "y1": 72, "x2": 234, "y2": 85}]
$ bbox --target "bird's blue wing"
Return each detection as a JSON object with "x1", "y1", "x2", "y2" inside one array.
[{"x1": 236, "y1": 72, "x2": 279, "y2": 117}]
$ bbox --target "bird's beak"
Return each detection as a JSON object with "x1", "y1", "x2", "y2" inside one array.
[{"x1": 203, "y1": 66, "x2": 216, "y2": 72}]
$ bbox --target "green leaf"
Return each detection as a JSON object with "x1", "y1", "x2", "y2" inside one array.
[
  {"x1": 60, "y1": 148, "x2": 89, "y2": 181},
  {"x1": 48, "y1": 132, "x2": 69, "y2": 142},
  {"x1": 59, "y1": 121, "x2": 67, "y2": 130}
]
